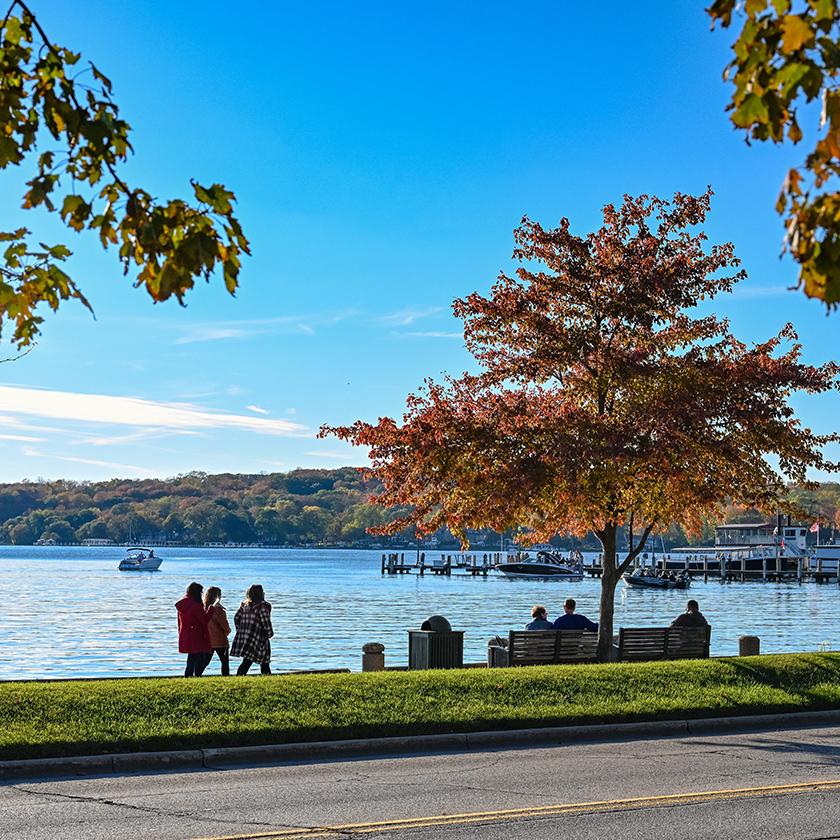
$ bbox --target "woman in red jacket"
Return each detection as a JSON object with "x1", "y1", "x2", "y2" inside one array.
[{"x1": 175, "y1": 582, "x2": 216, "y2": 676}]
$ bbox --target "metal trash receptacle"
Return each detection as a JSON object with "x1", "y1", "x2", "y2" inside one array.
[{"x1": 408, "y1": 615, "x2": 464, "y2": 669}]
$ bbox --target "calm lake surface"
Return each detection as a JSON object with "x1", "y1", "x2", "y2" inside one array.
[{"x1": 3, "y1": 545, "x2": 839, "y2": 680}]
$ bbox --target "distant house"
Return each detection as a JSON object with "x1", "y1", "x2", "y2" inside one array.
[{"x1": 81, "y1": 538, "x2": 114, "y2": 546}]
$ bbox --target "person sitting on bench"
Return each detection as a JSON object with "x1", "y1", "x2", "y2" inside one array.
[
  {"x1": 553, "y1": 598, "x2": 598, "y2": 631},
  {"x1": 525, "y1": 605, "x2": 554, "y2": 630},
  {"x1": 669, "y1": 599, "x2": 708, "y2": 628}
]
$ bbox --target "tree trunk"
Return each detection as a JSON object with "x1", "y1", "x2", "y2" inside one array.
[
  {"x1": 594, "y1": 523, "x2": 620, "y2": 662},
  {"x1": 594, "y1": 521, "x2": 656, "y2": 662}
]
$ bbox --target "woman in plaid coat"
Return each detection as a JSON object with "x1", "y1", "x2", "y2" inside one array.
[{"x1": 231, "y1": 584, "x2": 274, "y2": 675}]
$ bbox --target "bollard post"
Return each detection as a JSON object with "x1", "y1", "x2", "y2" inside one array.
[
  {"x1": 362, "y1": 642, "x2": 386, "y2": 672},
  {"x1": 739, "y1": 635, "x2": 760, "y2": 656}
]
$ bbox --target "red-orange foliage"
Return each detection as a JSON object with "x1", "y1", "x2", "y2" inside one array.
[{"x1": 322, "y1": 189, "x2": 840, "y2": 660}]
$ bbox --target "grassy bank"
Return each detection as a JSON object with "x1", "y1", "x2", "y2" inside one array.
[{"x1": 3, "y1": 653, "x2": 840, "y2": 761}]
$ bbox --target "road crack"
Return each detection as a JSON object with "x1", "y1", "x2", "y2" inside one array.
[{"x1": 9, "y1": 783, "x2": 320, "y2": 834}]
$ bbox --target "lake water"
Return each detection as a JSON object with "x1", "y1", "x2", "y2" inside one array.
[{"x1": 3, "y1": 546, "x2": 839, "y2": 680}]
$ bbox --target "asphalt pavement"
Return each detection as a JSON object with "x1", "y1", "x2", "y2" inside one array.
[
  {"x1": 5, "y1": 709, "x2": 840, "y2": 782},
  {"x1": 5, "y1": 715, "x2": 840, "y2": 840}
]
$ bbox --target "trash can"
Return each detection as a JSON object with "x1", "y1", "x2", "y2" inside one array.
[{"x1": 408, "y1": 615, "x2": 464, "y2": 670}]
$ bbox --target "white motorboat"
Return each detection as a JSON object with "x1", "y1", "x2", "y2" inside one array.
[
  {"x1": 495, "y1": 550, "x2": 583, "y2": 579},
  {"x1": 118, "y1": 548, "x2": 163, "y2": 571}
]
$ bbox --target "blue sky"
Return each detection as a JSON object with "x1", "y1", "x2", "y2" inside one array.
[{"x1": 0, "y1": 0, "x2": 837, "y2": 483}]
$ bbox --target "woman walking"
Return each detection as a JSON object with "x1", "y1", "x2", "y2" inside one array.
[
  {"x1": 204, "y1": 586, "x2": 231, "y2": 675},
  {"x1": 231, "y1": 584, "x2": 274, "y2": 675},
  {"x1": 175, "y1": 582, "x2": 215, "y2": 677}
]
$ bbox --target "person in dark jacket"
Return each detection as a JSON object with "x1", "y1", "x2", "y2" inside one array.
[
  {"x1": 231, "y1": 584, "x2": 274, "y2": 675},
  {"x1": 670, "y1": 599, "x2": 709, "y2": 628},
  {"x1": 553, "y1": 598, "x2": 598, "y2": 632},
  {"x1": 175, "y1": 582, "x2": 216, "y2": 676},
  {"x1": 525, "y1": 605, "x2": 555, "y2": 630}
]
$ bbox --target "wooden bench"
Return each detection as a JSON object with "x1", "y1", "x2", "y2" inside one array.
[
  {"x1": 616, "y1": 626, "x2": 711, "y2": 662},
  {"x1": 488, "y1": 629, "x2": 599, "y2": 667}
]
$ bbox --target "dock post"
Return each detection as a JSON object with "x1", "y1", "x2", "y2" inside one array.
[
  {"x1": 381, "y1": 553, "x2": 386, "y2": 575},
  {"x1": 739, "y1": 635, "x2": 760, "y2": 656},
  {"x1": 762, "y1": 558, "x2": 767, "y2": 581},
  {"x1": 798, "y1": 558, "x2": 803, "y2": 581},
  {"x1": 362, "y1": 642, "x2": 385, "y2": 672}
]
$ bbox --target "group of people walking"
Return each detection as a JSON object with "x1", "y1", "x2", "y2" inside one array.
[{"x1": 175, "y1": 582, "x2": 274, "y2": 677}]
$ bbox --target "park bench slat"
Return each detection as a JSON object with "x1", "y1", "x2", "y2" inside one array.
[
  {"x1": 618, "y1": 626, "x2": 711, "y2": 662},
  {"x1": 488, "y1": 629, "x2": 599, "y2": 667}
]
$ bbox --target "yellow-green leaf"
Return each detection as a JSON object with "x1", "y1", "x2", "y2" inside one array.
[
  {"x1": 781, "y1": 15, "x2": 815, "y2": 53},
  {"x1": 732, "y1": 93, "x2": 770, "y2": 127}
]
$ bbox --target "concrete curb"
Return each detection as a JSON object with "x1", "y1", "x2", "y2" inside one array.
[{"x1": 4, "y1": 709, "x2": 840, "y2": 782}]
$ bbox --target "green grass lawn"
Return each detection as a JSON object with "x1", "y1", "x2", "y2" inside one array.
[{"x1": 3, "y1": 653, "x2": 840, "y2": 761}]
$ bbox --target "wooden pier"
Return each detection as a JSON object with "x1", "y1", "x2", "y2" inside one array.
[
  {"x1": 584, "y1": 552, "x2": 838, "y2": 584},
  {"x1": 381, "y1": 552, "x2": 497, "y2": 576}
]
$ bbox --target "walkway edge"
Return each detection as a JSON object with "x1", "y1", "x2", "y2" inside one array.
[{"x1": 4, "y1": 709, "x2": 840, "y2": 782}]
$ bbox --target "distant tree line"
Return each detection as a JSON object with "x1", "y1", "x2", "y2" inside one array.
[
  {"x1": 0, "y1": 468, "x2": 414, "y2": 547},
  {"x1": 1, "y1": 468, "x2": 836, "y2": 548}
]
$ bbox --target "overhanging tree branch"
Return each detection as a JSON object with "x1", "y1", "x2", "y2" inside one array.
[{"x1": 0, "y1": 2, "x2": 250, "y2": 347}]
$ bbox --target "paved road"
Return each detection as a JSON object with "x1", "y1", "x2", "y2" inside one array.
[{"x1": 3, "y1": 724, "x2": 840, "y2": 840}]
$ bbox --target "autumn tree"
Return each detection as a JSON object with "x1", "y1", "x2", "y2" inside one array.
[
  {"x1": 709, "y1": 0, "x2": 840, "y2": 305},
  {"x1": 0, "y1": 2, "x2": 249, "y2": 347},
  {"x1": 323, "y1": 189, "x2": 839, "y2": 661}
]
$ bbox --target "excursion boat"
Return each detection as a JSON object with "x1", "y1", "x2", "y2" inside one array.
[
  {"x1": 495, "y1": 550, "x2": 583, "y2": 579},
  {"x1": 622, "y1": 567, "x2": 690, "y2": 589},
  {"x1": 118, "y1": 548, "x2": 163, "y2": 571}
]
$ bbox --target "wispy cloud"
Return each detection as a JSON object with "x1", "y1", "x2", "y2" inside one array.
[
  {"x1": 0, "y1": 414, "x2": 74, "y2": 435},
  {"x1": 0, "y1": 385, "x2": 310, "y2": 437},
  {"x1": 731, "y1": 285, "x2": 792, "y2": 299},
  {"x1": 171, "y1": 310, "x2": 362, "y2": 344},
  {"x1": 75, "y1": 428, "x2": 199, "y2": 447},
  {"x1": 247, "y1": 405, "x2": 268, "y2": 414},
  {"x1": 0, "y1": 433, "x2": 45, "y2": 442},
  {"x1": 401, "y1": 331, "x2": 462, "y2": 339},
  {"x1": 304, "y1": 449, "x2": 364, "y2": 461},
  {"x1": 378, "y1": 306, "x2": 444, "y2": 326},
  {"x1": 174, "y1": 327, "x2": 256, "y2": 344},
  {"x1": 23, "y1": 448, "x2": 158, "y2": 475}
]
